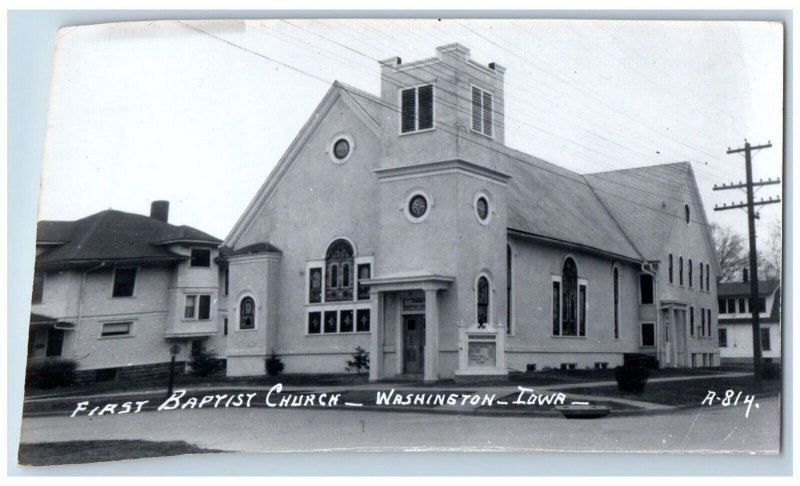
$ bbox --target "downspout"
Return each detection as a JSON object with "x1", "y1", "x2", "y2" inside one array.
[
  {"x1": 72, "y1": 262, "x2": 106, "y2": 360},
  {"x1": 641, "y1": 261, "x2": 661, "y2": 368}
]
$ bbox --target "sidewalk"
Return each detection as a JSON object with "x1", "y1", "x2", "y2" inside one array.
[{"x1": 22, "y1": 371, "x2": 756, "y2": 418}]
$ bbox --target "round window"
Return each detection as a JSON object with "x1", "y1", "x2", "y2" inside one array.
[
  {"x1": 333, "y1": 138, "x2": 351, "y2": 160},
  {"x1": 409, "y1": 194, "x2": 428, "y2": 219},
  {"x1": 476, "y1": 196, "x2": 489, "y2": 221}
]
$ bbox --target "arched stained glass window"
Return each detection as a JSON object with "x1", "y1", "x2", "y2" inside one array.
[
  {"x1": 477, "y1": 276, "x2": 490, "y2": 326},
  {"x1": 669, "y1": 253, "x2": 674, "y2": 284},
  {"x1": 688, "y1": 259, "x2": 693, "y2": 288},
  {"x1": 700, "y1": 262, "x2": 704, "y2": 290},
  {"x1": 239, "y1": 297, "x2": 255, "y2": 330},
  {"x1": 613, "y1": 267, "x2": 620, "y2": 339},
  {"x1": 679, "y1": 257, "x2": 684, "y2": 286},
  {"x1": 561, "y1": 258, "x2": 578, "y2": 336},
  {"x1": 706, "y1": 263, "x2": 710, "y2": 290},
  {"x1": 325, "y1": 239, "x2": 354, "y2": 302}
]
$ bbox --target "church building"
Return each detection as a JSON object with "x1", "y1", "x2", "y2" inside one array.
[{"x1": 220, "y1": 43, "x2": 721, "y2": 382}]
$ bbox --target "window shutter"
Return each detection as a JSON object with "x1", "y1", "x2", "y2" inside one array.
[
  {"x1": 472, "y1": 87, "x2": 482, "y2": 132},
  {"x1": 482, "y1": 91, "x2": 493, "y2": 137},
  {"x1": 417, "y1": 85, "x2": 433, "y2": 130},
  {"x1": 401, "y1": 88, "x2": 416, "y2": 133}
]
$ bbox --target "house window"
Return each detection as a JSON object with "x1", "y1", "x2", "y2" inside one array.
[
  {"x1": 679, "y1": 257, "x2": 684, "y2": 286},
  {"x1": 357, "y1": 309, "x2": 371, "y2": 332},
  {"x1": 553, "y1": 257, "x2": 586, "y2": 337},
  {"x1": 46, "y1": 328, "x2": 65, "y2": 357},
  {"x1": 477, "y1": 276, "x2": 490, "y2": 325},
  {"x1": 101, "y1": 321, "x2": 132, "y2": 337},
  {"x1": 688, "y1": 259, "x2": 693, "y2": 288},
  {"x1": 613, "y1": 267, "x2": 620, "y2": 339},
  {"x1": 506, "y1": 244, "x2": 513, "y2": 334},
  {"x1": 757, "y1": 297, "x2": 767, "y2": 313},
  {"x1": 324, "y1": 310, "x2": 338, "y2": 333},
  {"x1": 718, "y1": 298, "x2": 726, "y2": 314},
  {"x1": 112, "y1": 268, "x2": 137, "y2": 297},
  {"x1": 727, "y1": 298, "x2": 736, "y2": 314},
  {"x1": 239, "y1": 297, "x2": 255, "y2": 330},
  {"x1": 738, "y1": 298, "x2": 747, "y2": 314},
  {"x1": 471, "y1": 86, "x2": 493, "y2": 137},
  {"x1": 690, "y1": 306, "x2": 695, "y2": 337},
  {"x1": 700, "y1": 263, "x2": 704, "y2": 290},
  {"x1": 308, "y1": 311, "x2": 322, "y2": 334},
  {"x1": 184, "y1": 294, "x2": 211, "y2": 320},
  {"x1": 718, "y1": 328, "x2": 728, "y2": 347},
  {"x1": 308, "y1": 267, "x2": 322, "y2": 303},
  {"x1": 640, "y1": 274, "x2": 654, "y2": 304},
  {"x1": 700, "y1": 307, "x2": 706, "y2": 337},
  {"x1": 760, "y1": 328, "x2": 771, "y2": 351},
  {"x1": 357, "y1": 264, "x2": 371, "y2": 300},
  {"x1": 190, "y1": 248, "x2": 211, "y2": 267},
  {"x1": 641, "y1": 322, "x2": 655, "y2": 347},
  {"x1": 668, "y1": 254, "x2": 674, "y2": 284},
  {"x1": 31, "y1": 273, "x2": 45, "y2": 304},
  {"x1": 400, "y1": 84, "x2": 434, "y2": 133},
  {"x1": 325, "y1": 239, "x2": 354, "y2": 302}
]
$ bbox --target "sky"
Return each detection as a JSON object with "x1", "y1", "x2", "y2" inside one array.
[{"x1": 39, "y1": 19, "x2": 784, "y2": 244}]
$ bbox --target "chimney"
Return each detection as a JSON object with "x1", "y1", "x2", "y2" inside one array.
[
  {"x1": 150, "y1": 200, "x2": 169, "y2": 223},
  {"x1": 743, "y1": 268, "x2": 749, "y2": 283}
]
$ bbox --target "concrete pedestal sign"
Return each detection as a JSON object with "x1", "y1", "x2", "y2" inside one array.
[{"x1": 454, "y1": 321, "x2": 508, "y2": 382}]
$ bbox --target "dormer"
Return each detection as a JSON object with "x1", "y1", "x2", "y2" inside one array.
[{"x1": 377, "y1": 44, "x2": 506, "y2": 168}]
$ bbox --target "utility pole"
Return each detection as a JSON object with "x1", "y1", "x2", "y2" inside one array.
[{"x1": 714, "y1": 140, "x2": 779, "y2": 382}]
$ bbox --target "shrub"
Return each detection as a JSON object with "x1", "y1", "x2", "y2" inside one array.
[
  {"x1": 760, "y1": 362, "x2": 781, "y2": 380},
  {"x1": 614, "y1": 366, "x2": 649, "y2": 393},
  {"x1": 265, "y1": 354, "x2": 284, "y2": 376},
  {"x1": 25, "y1": 359, "x2": 77, "y2": 390},
  {"x1": 188, "y1": 348, "x2": 224, "y2": 377},
  {"x1": 345, "y1": 346, "x2": 370, "y2": 374}
]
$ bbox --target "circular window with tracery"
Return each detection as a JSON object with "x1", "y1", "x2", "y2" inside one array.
[
  {"x1": 333, "y1": 139, "x2": 350, "y2": 160},
  {"x1": 409, "y1": 195, "x2": 428, "y2": 218},
  {"x1": 476, "y1": 196, "x2": 489, "y2": 221}
]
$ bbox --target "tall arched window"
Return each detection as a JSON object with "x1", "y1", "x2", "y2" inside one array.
[
  {"x1": 562, "y1": 257, "x2": 578, "y2": 336},
  {"x1": 688, "y1": 259, "x2": 693, "y2": 288},
  {"x1": 239, "y1": 296, "x2": 255, "y2": 330},
  {"x1": 679, "y1": 257, "x2": 684, "y2": 286},
  {"x1": 700, "y1": 262, "x2": 704, "y2": 290},
  {"x1": 668, "y1": 253, "x2": 674, "y2": 284},
  {"x1": 506, "y1": 244, "x2": 512, "y2": 334},
  {"x1": 325, "y1": 239, "x2": 354, "y2": 302},
  {"x1": 706, "y1": 263, "x2": 710, "y2": 290},
  {"x1": 477, "y1": 276, "x2": 490, "y2": 326},
  {"x1": 613, "y1": 266, "x2": 620, "y2": 339}
]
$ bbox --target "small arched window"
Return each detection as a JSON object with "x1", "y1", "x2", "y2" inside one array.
[
  {"x1": 685, "y1": 203, "x2": 691, "y2": 224},
  {"x1": 688, "y1": 259, "x2": 693, "y2": 288},
  {"x1": 562, "y1": 257, "x2": 579, "y2": 336},
  {"x1": 325, "y1": 239, "x2": 354, "y2": 302},
  {"x1": 668, "y1": 253, "x2": 674, "y2": 284},
  {"x1": 706, "y1": 263, "x2": 710, "y2": 290},
  {"x1": 239, "y1": 297, "x2": 255, "y2": 330},
  {"x1": 477, "y1": 276, "x2": 490, "y2": 326},
  {"x1": 700, "y1": 262, "x2": 704, "y2": 290},
  {"x1": 679, "y1": 257, "x2": 684, "y2": 286}
]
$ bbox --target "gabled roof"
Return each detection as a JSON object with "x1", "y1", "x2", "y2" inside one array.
[
  {"x1": 36, "y1": 210, "x2": 221, "y2": 271},
  {"x1": 718, "y1": 279, "x2": 781, "y2": 297},
  {"x1": 501, "y1": 146, "x2": 643, "y2": 261},
  {"x1": 224, "y1": 82, "x2": 382, "y2": 247}
]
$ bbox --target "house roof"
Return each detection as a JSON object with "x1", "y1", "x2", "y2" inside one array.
[
  {"x1": 36, "y1": 210, "x2": 221, "y2": 271},
  {"x1": 219, "y1": 242, "x2": 282, "y2": 258},
  {"x1": 718, "y1": 279, "x2": 781, "y2": 297}
]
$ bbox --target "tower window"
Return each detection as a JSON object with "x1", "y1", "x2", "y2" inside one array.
[
  {"x1": 471, "y1": 86, "x2": 493, "y2": 137},
  {"x1": 400, "y1": 84, "x2": 434, "y2": 133}
]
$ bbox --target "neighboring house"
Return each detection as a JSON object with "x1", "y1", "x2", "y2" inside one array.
[
  {"x1": 28, "y1": 201, "x2": 225, "y2": 384},
  {"x1": 717, "y1": 275, "x2": 781, "y2": 364},
  {"x1": 220, "y1": 43, "x2": 721, "y2": 382}
]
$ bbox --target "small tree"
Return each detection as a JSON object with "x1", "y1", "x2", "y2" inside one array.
[
  {"x1": 265, "y1": 354, "x2": 284, "y2": 376},
  {"x1": 188, "y1": 348, "x2": 224, "y2": 377},
  {"x1": 345, "y1": 346, "x2": 370, "y2": 374}
]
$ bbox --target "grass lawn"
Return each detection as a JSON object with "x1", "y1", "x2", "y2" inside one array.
[
  {"x1": 18, "y1": 440, "x2": 222, "y2": 466},
  {"x1": 564, "y1": 375, "x2": 781, "y2": 407}
]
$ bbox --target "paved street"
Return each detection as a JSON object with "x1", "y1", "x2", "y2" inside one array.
[{"x1": 19, "y1": 395, "x2": 780, "y2": 454}]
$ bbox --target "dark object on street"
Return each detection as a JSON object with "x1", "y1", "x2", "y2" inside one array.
[
  {"x1": 265, "y1": 354, "x2": 285, "y2": 376},
  {"x1": 615, "y1": 366, "x2": 650, "y2": 393},
  {"x1": 556, "y1": 404, "x2": 610, "y2": 419},
  {"x1": 25, "y1": 359, "x2": 77, "y2": 390}
]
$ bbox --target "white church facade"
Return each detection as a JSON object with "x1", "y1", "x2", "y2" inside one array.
[{"x1": 219, "y1": 43, "x2": 721, "y2": 382}]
